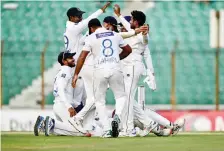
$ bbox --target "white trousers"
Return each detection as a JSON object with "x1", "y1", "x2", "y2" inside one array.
[
  {"x1": 52, "y1": 102, "x2": 94, "y2": 136},
  {"x1": 122, "y1": 61, "x2": 148, "y2": 132},
  {"x1": 76, "y1": 65, "x2": 96, "y2": 120},
  {"x1": 94, "y1": 68, "x2": 127, "y2": 131}
]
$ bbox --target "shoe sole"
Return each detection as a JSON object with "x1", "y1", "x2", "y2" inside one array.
[
  {"x1": 141, "y1": 122, "x2": 158, "y2": 137},
  {"x1": 111, "y1": 120, "x2": 119, "y2": 138},
  {"x1": 172, "y1": 119, "x2": 186, "y2": 136},
  {"x1": 151, "y1": 122, "x2": 159, "y2": 132},
  {"x1": 34, "y1": 116, "x2": 43, "y2": 136},
  {"x1": 44, "y1": 116, "x2": 50, "y2": 136}
]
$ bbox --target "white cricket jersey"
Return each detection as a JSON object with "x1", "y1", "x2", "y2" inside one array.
[
  {"x1": 63, "y1": 9, "x2": 103, "y2": 64},
  {"x1": 82, "y1": 28, "x2": 127, "y2": 70},
  {"x1": 122, "y1": 33, "x2": 148, "y2": 65},
  {"x1": 117, "y1": 15, "x2": 149, "y2": 65},
  {"x1": 53, "y1": 66, "x2": 83, "y2": 109},
  {"x1": 83, "y1": 32, "x2": 94, "y2": 66}
]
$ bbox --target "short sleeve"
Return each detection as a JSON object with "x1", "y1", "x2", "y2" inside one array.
[
  {"x1": 82, "y1": 37, "x2": 92, "y2": 52},
  {"x1": 117, "y1": 33, "x2": 127, "y2": 48}
]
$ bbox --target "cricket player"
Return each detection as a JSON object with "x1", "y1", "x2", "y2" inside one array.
[
  {"x1": 113, "y1": 7, "x2": 155, "y2": 136},
  {"x1": 73, "y1": 16, "x2": 149, "y2": 127},
  {"x1": 114, "y1": 4, "x2": 185, "y2": 136},
  {"x1": 63, "y1": 2, "x2": 110, "y2": 125},
  {"x1": 102, "y1": 16, "x2": 175, "y2": 137},
  {"x1": 34, "y1": 51, "x2": 95, "y2": 137},
  {"x1": 72, "y1": 18, "x2": 132, "y2": 138},
  {"x1": 64, "y1": 2, "x2": 110, "y2": 55}
]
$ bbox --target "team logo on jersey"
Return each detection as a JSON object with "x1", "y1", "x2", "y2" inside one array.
[
  {"x1": 96, "y1": 32, "x2": 114, "y2": 39},
  {"x1": 61, "y1": 74, "x2": 66, "y2": 78}
]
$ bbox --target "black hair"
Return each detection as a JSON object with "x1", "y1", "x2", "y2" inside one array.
[
  {"x1": 131, "y1": 10, "x2": 146, "y2": 26},
  {"x1": 88, "y1": 18, "x2": 102, "y2": 28},
  {"x1": 67, "y1": 7, "x2": 85, "y2": 20}
]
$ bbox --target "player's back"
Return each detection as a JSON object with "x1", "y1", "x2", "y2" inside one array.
[{"x1": 86, "y1": 28, "x2": 124, "y2": 70}]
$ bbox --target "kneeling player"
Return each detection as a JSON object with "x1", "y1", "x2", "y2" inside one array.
[{"x1": 34, "y1": 51, "x2": 91, "y2": 137}]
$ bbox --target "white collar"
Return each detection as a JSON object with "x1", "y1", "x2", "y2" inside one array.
[
  {"x1": 60, "y1": 65, "x2": 73, "y2": 73},
  {"x1": 66, "y1": 21, "x2": 78, "y2": 27},
  {"x1": 95, "y1": 27, "x2": 107, "y2": 33}
]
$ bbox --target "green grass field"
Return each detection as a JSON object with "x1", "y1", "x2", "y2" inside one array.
[{"x1": 2, "y1": 132, "x2": 224, "y2": 151}]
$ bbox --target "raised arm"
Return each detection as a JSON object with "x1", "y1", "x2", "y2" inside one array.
[
  {"x1": 76, "y1": 2, "x2": 110, "y2": 33},
  {"x1": 119, "y1": 25, "x2": 149, "y2": 39},
  {"x1": 114, "y1": 4, "x2": 131, "y2": 31}
]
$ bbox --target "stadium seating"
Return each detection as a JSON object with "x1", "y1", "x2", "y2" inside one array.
[
  {"x1": 145, "y1": 1, "x2": 224, "y2": 105},
  {"x1": 1, "y1": 1, "x2": 224, "y2": 106},
  {"x1": 1, "y1": 1, "x2": 124, "y2": 105}
]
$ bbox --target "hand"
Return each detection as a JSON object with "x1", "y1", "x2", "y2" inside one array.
[
  {"x1": 113, "y1": 4, "x2": 121, "y2": 16},
  {"x1": 101, "y1": 2, "x2": 111, "y2": 13},
  {"x1": 68, "y1": 107, "x2": 77, "y2": 117},
  {"x1": 72, "y1": 74, "x2": 78, "y2": 88},
  {"x1": 142, "y1": 24, "x2": 149, "y2": 35},
  {"x1": 135, "y1": 25, "x2": 148, "y2": 34}
]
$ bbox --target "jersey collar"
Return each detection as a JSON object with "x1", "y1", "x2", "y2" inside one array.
[
  {"x1": 66, "y1": 21, "x2": 78, "y2": 27},
  {"x1": 60, "y1": 65, "x2": 73, "y2": 73},
  {"x1": 95, "y1": 27, "x2": 106, "y2": 33}
]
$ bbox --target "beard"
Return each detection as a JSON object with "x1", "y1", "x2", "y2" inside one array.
[
  {"x1": 68, "y1": 63, "x2": 75, "y2": 68},
  {"x1": 130, "y1": 24, "x2": 135, "y2": 29},
  {"x1": 68, "y1": 60, "x2": 75, "y2": 67}
]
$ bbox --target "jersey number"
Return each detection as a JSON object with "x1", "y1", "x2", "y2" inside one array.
[
  {"x1": 102, "y1": 39, "x2": 113, "y2": 57},
  {"x1": 64, "y1": 35, "x2": 69, "y2": 51}
]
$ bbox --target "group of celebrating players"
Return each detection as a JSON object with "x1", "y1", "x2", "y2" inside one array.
[{"x1": 34, "y1": 2, "x2": 185, "y2": 138}]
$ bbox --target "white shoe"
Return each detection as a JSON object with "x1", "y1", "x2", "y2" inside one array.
[
  {"x1": 118, "y1": 131, "x2": 126, "y2": 137},
  {"x1": 119, "y1": 129, "x2": 137, "y2": 137},
  {"x1": 140, "y1": 121, "x2": 158, "y2": 137},
  {"x1": 172, "y1": 118, "x2": 185, "y2": 136},
  {"x1": 44, "y1": 116, "x2": 55, "y2": 136},
  {"x1": 153, "y1": 127, "x2": 172, "y2": 137},
  {"x1": 102, "y1": 130, "x2": 112, "y2": 138}
]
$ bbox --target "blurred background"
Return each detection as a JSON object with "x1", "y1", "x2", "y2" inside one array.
[{"x1": 1, "y1": 0, "x2": 224, "y2": 132}]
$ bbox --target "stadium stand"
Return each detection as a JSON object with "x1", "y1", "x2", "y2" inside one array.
[
  {"x1": 1, "y1": 1, "x2": 124, "y2": 106},
  {"x1": 1, "y1": 1, "x2": 224, "y2": 107}
]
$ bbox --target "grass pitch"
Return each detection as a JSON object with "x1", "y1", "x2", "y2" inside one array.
[{"x1": 1, "y1": 132, "x2": 224, "y2": 151}]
